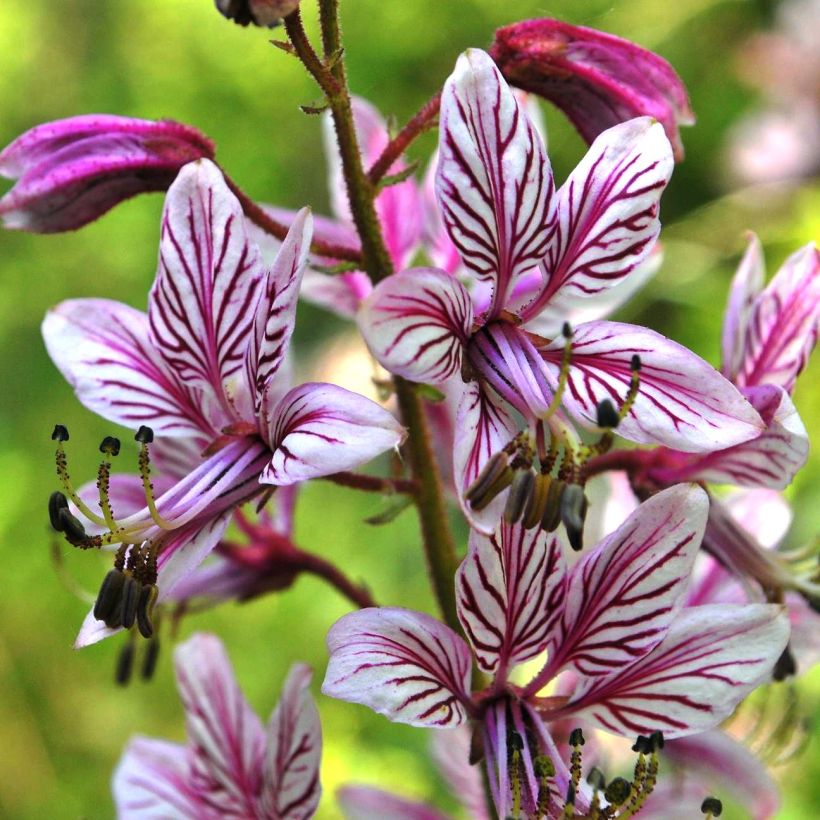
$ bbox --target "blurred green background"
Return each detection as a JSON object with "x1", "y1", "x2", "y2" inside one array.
[{"x1": 0, "y1": 0, "x2": 817, "y2": 817}]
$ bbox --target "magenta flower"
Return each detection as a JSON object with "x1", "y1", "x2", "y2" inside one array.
[
  {"x1": 323, "y1": 484, "x2": 789, "y2": 818},
  {"x1": 489, "y1": 19, "x2": 695, "y2": 161},
  {"x1": 114, "y1": 632, "x2": 321, "y2": 819},
  {"x1": 43, "y1": 159, "x2": 404, "y2": 646},
  {"x1": 358, "y1": 49, "x2": 762, "y2": 534},
  {"x1": 0, "y1": 115, "x2": 214, "y2": 232}
]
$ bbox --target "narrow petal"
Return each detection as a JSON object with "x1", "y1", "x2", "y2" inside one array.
[
  {"x1": 721, "y1": 233, "x2": 765, "y2": 382},
  {"x1": 245, "y1": 208, "x2": 312, "y2": 408},
  {"x1": 174, "y1": 633, "x2": 266, "y2": 814},
  {"x1": 338, "y1": 787, "x2": 450, "y2": 820},
  {"x1": 437, "y1": 49, "x2": 555, "y2": 315},
  {"x1": 260, "y1": 382, "x2": 405, "y2": 484},
  {"x1": 540, "y1": 321, "x2": 764, "y2": 452},
  {"x1": 735, "y1": 242, "x2": 820, "y2": 392},
  {"x1": 322, "y1": 607, "x2": 473, "y2": 728},
  {"x1": 358, "y1": 268, "x2": 473, "y2": 384},
  {"x1": 520, "y1": 118, "x2": 673, "y2": 323},
  {"x1": 568, "y1": 603, "x2": 790, "y2": 738},
  {"x1": 113, "y1": 737, "x2": 202, "y2": 819},
  {"x1": 43, "y1": 299, "x2": 211, "y2": 436},
  {"x1": 456, "y1": 522, "x2": 567, "y2": 675},
  {"x1": 260, "y1": 664, "x2": 322, "y2": 820},
  {"x1": 150, "y1": 159, "x2": 264, "y2": 420},
  {"x1": 430, "y1": 727, "x2": 490, "y2": 820},
  {"x1": 453, "y1": 382, "x2": 519, "y2": 534},
  {"x1": 649, "y1": 385, "x2": 808, "y2": 489},
  {"x1": 542, "y1": 485, "x2": 707, "y2": 680}
]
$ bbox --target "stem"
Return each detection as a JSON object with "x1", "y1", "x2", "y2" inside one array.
[
  {"x1": 322, "y1": 471, "x2": 417, "y2": 495},
  {"x1": 368, "y1": 90, "x2": 442, "y2": 184},
  {"x1": 582, "y1": 447, "x2": 654, "y2": 480},
  {"x1": 223, "y1": 174, "x2": 362, "y2": 264},
  {"x1": 298, "y1": 549, "x2": 377, "y2": 609}
]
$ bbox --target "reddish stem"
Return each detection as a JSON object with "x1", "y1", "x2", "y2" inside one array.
[
  {"x1": 582, "y1": 448, "x2": 655, "y2": 480},
  {"x1": 298, "y1": 549, "x2": 377, "y2": 609},
  {"x1": 323, "y1": 471, "x2": 417, "y2": 495}
]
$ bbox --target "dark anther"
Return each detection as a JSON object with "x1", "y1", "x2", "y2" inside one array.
[
  {"x1": 503, "y1": 469, "x2": 535, "y2": 524},
  {"x1": 48, "y1": 491, "x2": 69, "y2": 531},
  {"x1": 604, "y1": 777, "x2": 631, "y2": 806},
  {"x1": 569, "y1": 728, "x2": 585, "y2": 747},
  {"x1": 94, "y1": 570, "x2": 127, "y2": 625},
  {"x1": 541, "y1": 477, "x2": 565, "y2": 532},
  {"x1": 120, "y1": 576, "x2": 141, "y2": 629},
  {"x1": 466, "y1": 452, "x2": 512, "y2": 511},
  {"x1": 51, "y1": 424, "x2": 69, "y2": 441},
  {"x1": 99, "y1": 436, "x2": 121, "y2": 456},
  {"x1": 631, "y1": 735, "x2": 652, "y2": 754},
  {"x1": 562, "y1": 321, "x2": 573, "y2": 339},
  {"x1": 534, "y1": 755, "x2": 555, "y2": 779},
  {"x1": 701, "y1": 796, "x2": 723, "y2": 816},
  {"x1": 508, "y1": 731, "x2": 524, "y2": 752},
  {"x1": 58, "y1": 508, "x2": 88, "y2": 543},
  {"x1": 649, "y1": 730, "x2": 665, "y2": 751},
  {"x1": 523, "y1": 472, "x2": 551, "y2": 529},
  {"x1": 630, "y1": 354, "x2": 642, "y2": 372},
  {"x1": 135, "y1": 425, "x2": 154, "y2": 444},
  {"x1": 141, "y1": 638, "x2": 161, "y2": 680},
  {"x1": 136, "y1": 584, "x2": 159, "y2": 639},
  {"x1": 565, "y1": 782, "x2": 576, "y2": 806},
  {"x1": 586, "y1": 767, "x2": 606, "y2": 790},
  {"x1": 773, "y1": 645, "x2": 797, "y2": 681},
  {"x1": 560, "y1": 484, "x2": 589, "y2": 552},
  {"x1": 115, "y1": 640, "x2": 135, "y2": 686},
  {"x1": 596, "y1": 398, "x2": 620, "y2": 429}
]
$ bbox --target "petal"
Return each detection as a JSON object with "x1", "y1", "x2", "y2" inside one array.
[
  {"x1": 358, "y1": 268, "x2": 473, "y2": 384},
  {"x1": 150, "y1": 159, "x2": 264, "y2": 420},
  {"x1": 541, "y1": 321, "x2": 764, "y2": 452},
  {"x1": 300, "y1": 268, "x2": 373, "y2": 319},
  {"x1": 112, "y1": 736, "x2": 202, "y2": 819},
  {"x1": 721, "y1": 233, "x2": 765, "y2": 382},
  {"x1": 436, "y1": 49, "x2": 555, "y2": 315},
  {"x1": 430, "y1": 727, "x2": 490, "y2": 820},
  {"x1": 260, "y1": 664, "x2": 322, "y2": 820},
  {"x1": 338, "y1": 787, "x2": 450, "y2": 820},
  {"x1": 649, "y1": 385, "x2": 808, "y2": 489},
  {"x1": 735, "y1": 241, "x2": 820, "y2": 392},
  {"x1": 174, "y1": 633, "x2": 266, "y2": 814},
  {"x1": 724, "y1": 487, "x2": 792, "y2": 550},
  {"x1": 322, "y1": 607, "x2": 473, "y2": 728},
  {"x1": 541, "y1": 485, "x2": 707, "y2": 680},
  {"x1": 453, "y1": 382, "x2": 519, "y2": 534},
  {"x1": 568, "y1": 603, "x2": 790, "y2": 738},
  {"x1": 43, "y1": 299, "x2": 210, "y2": 436},
  {"x1": 456, "y1": 522, "x2": 567, "y2": 675},
  {"x1": 260, "y1": 382, "x2": 405, "y2": 484},
  {"x1": 245, "y1": 207, "x2": 312, "y2": 408},
  {"x1": 520, "y1": 118, "x2": 673, "y2": 323}
]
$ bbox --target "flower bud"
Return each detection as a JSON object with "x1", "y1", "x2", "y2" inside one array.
[
  {"x1": 0, "y1": 115, "x2": 215, "y2": 232},
  {"x1": 215, "y1": 0, "x2": 300, "y2": 27},
  {"x1": 489, "y1": 19, "x2": 694, "y2": 160}
]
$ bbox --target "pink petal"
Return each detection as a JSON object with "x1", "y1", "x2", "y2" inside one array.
[
  {"x1": 337, "y1": 786, "x2": 450, "y2": 820},
  {"x1": 260, "y1": 382, "x2": 405, "y2": 484},
  {"x1": 260, "y1": 664, "x2": 322, "y2": 820},
  {"x1": 43, "y1": 299, "x2": 211, "y2": 436},
  {"x1": 436, "y1": 49, "x2": 555, "y2": 317},
  {"x1": 430, "y1": 727, "x2": 490, "y2": 820},
  {"x1": 724, "y1": 488, "x2": 792, "y2": 550},
  {"x1": 569, "y1": 603, "x2": 790, "y2": 738},
  {"x1": 520, "y1": 118, "x2": 673, "y2": 323},
  {"x1": 300, "y1": 268, "x2": 372, "y2": 319},
  {"x1": 456, "y1": 522, "x2": 567, "y2": 675},
  {"x1": 174, "y1": 633, "x2": 266, "y2": 814},
  {"x1": 322, "y1": 607, "x2": 473, "y2": 728},
  {"x1": 150, "y1": 159, "x2": 264, "y2": 420},
  {"x1": 358, "y1": 268, "x2": 473, "y2": 384},
  {"x1": 541, "y1": 484, "x2": 707, "y2": 681},
  {"x1": 453, "y1": 382, "x2": 519, "y2": 534},
  {"x1": 112, "y1": 736, "x2": 202, "y2": 819},
  {"x1": 734, "y1": 241, "x2": 820, "y2": 393},
  {"x1": 540, "y1": 320, "x2": 764, "y2": 452}
]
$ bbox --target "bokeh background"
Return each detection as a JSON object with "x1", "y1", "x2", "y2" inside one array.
[{"x1": 0, "y1": 0, "x2": 817, "y2": 817}]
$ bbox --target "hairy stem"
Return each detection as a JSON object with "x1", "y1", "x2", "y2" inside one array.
[{"x1": 298, "y1": 549, "x2": 377, "y2": 609}]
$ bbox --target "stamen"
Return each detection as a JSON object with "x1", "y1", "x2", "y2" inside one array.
[
  {"x1": 560, "y1": 484, "x2": 589, "y2": 552},
  {"x1": 58, "y1": 508, "x2": 91, "y2": 545},
  {"x1": 48, "y1": 491, "x2": 69, "y2": 532},
  {"x1": 465, "y1": 451, "x2": 513, "y2": 510},
  {"x1": 562, "y1": 781, "x2": 576, "y2": 820},
  {"x1": 534, "y1": 754, "x2": 555, "y2": 817},
  {"x1": 141, "y1": 637, "x2": 161, "y2": 681},
  {"x1": 523, "y1": 471, "x2": 551, "y2": 529},
  {"x1": 97, "y1": 436, "x2": 121, "y2": 533},
  {"x1": 618, "y1": 355, "x2": 642, "y2": 422},
  {"x1": 596, "y1": 398, "x2": 621, "y2": 430},
  {"x1": 542, "y1": 322, "x2": 573, "y2": 423},
  {"x1": 508, "y1": 730, "x2": 524, "y2": 819},
  {"x1": 701, "y1": 797, "x2": 723, "y2": 819},
  {"x1": 120, "y1": 575, "x2": 141, "y2": 629},
  {"x1": 504, "y1": 468, "x2": 535, "y2": 524},
  {"x1": 135, "y1": 427, "x2": 174, "y2": 530},
  {"x1": 52, "y1": 425, "x2": 107, "y2": 528},
  {"x1": 587, "y1": 767, "x2": 605, "y2": 819},
  {"x1": 115, "y1": 635, "x2": 136, "y2": 687},
  {"x1": 568, "y1": 728, "x2": 585, "y2": 791},
  {"x1": 136, "y1": 584, "x2": 159, "y2": 639},
  {"x1": 541, "y1": 477, "x2": 565, "y2": 532},
  {"x1": 93, "y1": 569, "x2": 128, "y2": 626},
  {"x1": 603, "y1": 777, "x2": 631, "y2": 806},
  {"x1": 773, "y1": 645, "x2": 797, "y2": 681}
]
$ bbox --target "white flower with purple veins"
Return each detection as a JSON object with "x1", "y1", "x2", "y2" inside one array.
[
  {"x1": 323, "y1": 484, "x2": 789, "y2": 819},
  {"x1": 358, "y1": 49, "x2": 764, "y2": 536},
  {"x1": 42, "y1": 159, "x2": 404, "y2": 646},
  {"x1": 114, "y1": 632, "x2": 321, "y2": 819}
]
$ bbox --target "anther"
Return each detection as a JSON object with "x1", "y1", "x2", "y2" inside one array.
[
  {"x1": 595, "y1": 398, "x2": 620, "y2": 429},
  {"x1": 58, "y1": 508, "x2": 89, "y2": 543},
  {"x1": 534, "y1": 755, "x2": 554, "y2": 779},
  {"x1": 649, "y1": 730, "x2": 665, "y2": 751},
  {"x1": 701, "y1": 797, "x2": 723, "y2": 817},
  {"x1": 94, "y1": 569, "x2": 127, "y2": 625},
  {"x1": 99, "y1": 436, "x2": 121, "y2": 456},
  {"x1": 135, "y1": 425, "x2": 154, "y2": 444},
  {"x1": 631, "y1": 354, "x2": 642, "y2": 372},
  {"x1": 586, "y1": 767, "x2": 606, "y2": 791},
  {"x1": 541, "y1": 477, "x2": 565, "y2": 532},
  {"x1": 48, "y1": 491, "x2": 69, "y2": 531},
  {"x1": 504, "y1": 468, "x2": 535, "y2": 524},
  {"x1": 562, "y1": 322, "x2": 573, "y2": 339},
  {"x1": 136, "y1": 584, "x2": 159, "y2": 639},
  {"x1": 604, "y1": 777, "x2": 631, "y2": 806},
  {"x1": 466, "y1": 452, "x2": 513, "y2": 510},
  {"x1": 120, "y1": 575, "x2": 141, "y2": 629},
  {"x1": 523, "y1": 471, "x2": 551, "y2": 529},
  {"x1": 116, "y1": 639, "x2": 135, "y2": 686},
  {"x1": 136, "y1": 429, "x2": 174, "y2": 530},
  {"x1": 564, "y1": 782, "x2": 576, "y2": 807},
  {"x1": 560, "y1": 484, "x2": 589, "y2": 552},
  {"x1": 141, "y1": 637, "x2": 161, "y2": 680},
  {"x1": 773, "y1": 645, "x2": 797, "y2": 681},
  {"x1": 51, "y1": 424, "x2": 69, "y2": 442},
  {"x1": 631, "y1": 735, "x2": 652, "y2": 755},
  {"x1": 569, "y1": 728, "x2": 585, "y2": 747},
  {"x1": 508, "y1": 730, "x2": 524, "y2": 752}
]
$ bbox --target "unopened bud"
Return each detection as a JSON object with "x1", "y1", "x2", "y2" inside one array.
[{"x1": 215, "y1": 0, "x2": 301, "y2": 27}]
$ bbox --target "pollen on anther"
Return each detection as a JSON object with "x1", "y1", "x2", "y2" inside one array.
[
  {"x1": 135, "y1": 426, "x2": 154, "y2": 444},
  {"x1": 99, "y1": 436, "x2": 121, "y2": 456},
  {"x1": 51, "y1": 424, "x2": 69, "y2": 442}
]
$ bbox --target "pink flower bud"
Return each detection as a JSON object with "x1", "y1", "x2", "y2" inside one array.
[
  {"x1": 489, "y1": 19, "x2": 695, "y2": 161},
  {"x1": 215, "y1": 0, "x2": 301, "y2": 27},
  {"x1": 0, "y1": 115, "x2": 215, "y2": 232}
]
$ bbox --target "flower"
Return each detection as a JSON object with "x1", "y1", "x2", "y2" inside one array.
[
  {"x1": 43, "y1": 159, "x2": 404, "y2": 646},
  {"x1": 358, "y1": 49, "x2": 763, "y2": 535},
  {"x1": 489, "y1": 19, "x2": 694, "y2": 161},
  {"x1": 323, "y1": 484, "x2": 789, "y2": 818},
  {"x1": 215, "y1": 0, "x2": 301, "y2": 28},
  {"x1": 114, "y1": 632, "x2": 321, "y2": 818},
  {"x1": 0, "y1": 115, "x2": 214, "y2": 232}
]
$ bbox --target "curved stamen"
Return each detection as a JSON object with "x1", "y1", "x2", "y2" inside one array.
[
  {"x1": 134, "y1": 427, "x2": 174, "y2": 531},
  {"x1": 52, "y1": 425, "x2": 107, "y2": 528}
]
